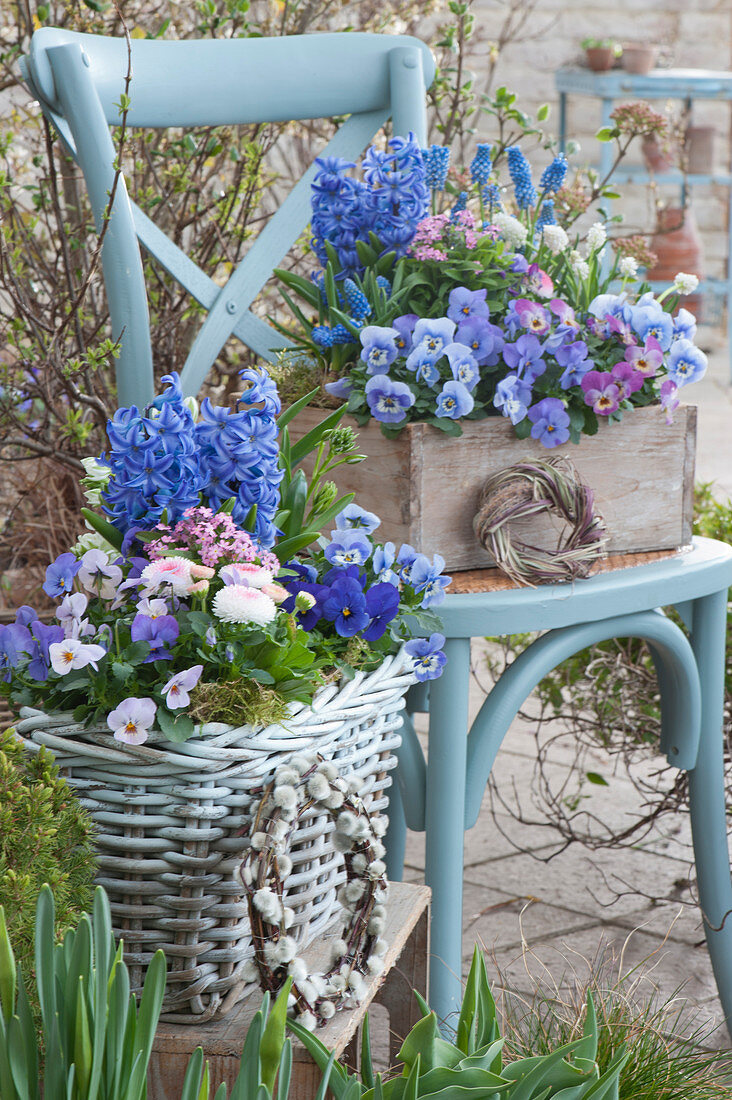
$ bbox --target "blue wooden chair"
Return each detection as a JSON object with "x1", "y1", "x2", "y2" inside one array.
[
  {"x1": 20, "y1": 28, "x2": 732, "y2": 1041},
  {"x1": 20, "y1": 28, "x2": 435, "y2": 407}
]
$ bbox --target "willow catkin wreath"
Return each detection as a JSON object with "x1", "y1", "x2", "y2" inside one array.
[
  {"x1": 238, "y1": 753, "x2": 389, "y2": 1030},
  {"x1": 473, "y1": 457, "x2": 607, "y2": 586}
]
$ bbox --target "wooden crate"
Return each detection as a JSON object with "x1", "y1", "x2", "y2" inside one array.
[
  {"x1": 148, "y1": 881, "x2": 430, "y2": 1100},
  {"x1": 293, "y1": 404, "x2": 697, "y2": 573}
]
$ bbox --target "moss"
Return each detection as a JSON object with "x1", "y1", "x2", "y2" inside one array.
[
  {"x1": 0, "y1": 728, "x2": 96, "y2": 1014},
  {"x1": 190, "y1": 679, "x2": 291, "y2": 728},
  {"x1": 267, "y1": 349, "x2": 336, "y2": 408}
]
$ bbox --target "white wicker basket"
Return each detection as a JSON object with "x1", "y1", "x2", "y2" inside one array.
[{"x1": 14, "y1": 650, "x2": 413, "y2": 1021}]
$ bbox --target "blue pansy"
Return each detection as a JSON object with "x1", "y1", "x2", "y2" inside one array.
[
  {"x1": 0, "y1": 623, "x2": 31, "y2": 682},
  {"x1": 493, "y1": 374, "x2": 533, "y2": 425},
  {"x1": 405, "y1": 633, "x2": 447, "y2": 681},
  {"x1": 336, "y1": 503, "x2": 381, "y2": 535},
  {"x1": 446, "y1": 287, "x2": 489, "y2": 326},
  {"x1": 324, "y1": 529, "x2": 373, "y2": 568},
  {"x1": 43, "y1": 553, "x2": 82, "y2": 599},
  {"x1": 555, "y1": 341, "x2": 594, "y2": 389},
  {"x1": 436, "y1": 380, "x2": 474, "y2": 419},
  {"x1": 408, "y1": 317, "x2": 456, "y2": 363},
  {"x1": 364, "y1": 375, "x2": 416, "y2": 424},
  {"x1": 372, "y1": 541, "x2": 397, "y2": 584},
  {"x1": 363, "y1": 583, "x2": 401, "y2": 641},
  {"x1": 322, "y1": 577, "x2": 370, "y2": 637},
  {"x1": 359, "y1": 326, "x2": 400, "y2": 375},
  {"x1": 27, "y1": 620, "x2": 64, "y2": 681},
  {"x1": 456, "y1": 318, "x2": 504, "y2": 367},
  {"x1": 666, "y1": 339, "x2": 708, "y2": 387},
  {"x1": 410, "y1": 554, "x2": 452, "y2": 609},
  {"x1": 443, "y1": 343, "x2": 481, "y2": 391},
  {"x1": 673, "y1": 308, "x2": 697, "y2": 342},
  {"x1": 502, "y1": 334, "x2": 547, "y2": 383},
  {"x1": 130, "y1": 613, "x2": 180, "y2": 662}
]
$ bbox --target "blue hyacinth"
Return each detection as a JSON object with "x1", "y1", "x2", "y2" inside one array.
[
  {"x1": 539, "y1": 153, "x2": 568, "y2": 194},
  {"x1": 422, "y1": 145, "x2": 450, "y2": 191},
  {"x1": 102, "y1": 373, "x2": 203, "y2": 536},
  {"x1": 470, "y1": 143, "x2": 493, "y2": 187},
  {"x1": 507, "y1": 146, "x2": 538, "y2": 209}
]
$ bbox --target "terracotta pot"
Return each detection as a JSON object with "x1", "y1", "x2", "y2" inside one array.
[
  {"x1": 621, "y1": 44, "x2": 657, "y2": 75},
  {"x1": 684, "y1": 126, "x2": 715, "y2": 174},
  {"x1": 646, "y1": 207, "x2": 704, "y2": 320},
  {"x1": 642, "y1": 134, "x2": 675, "y2": 173},
  {"x1": 585, "y1": 47, "x2": 615, "y2": 72}
]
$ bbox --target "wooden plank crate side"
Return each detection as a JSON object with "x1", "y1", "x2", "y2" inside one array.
[
  {"x1": 289, "y1": 405, "x2": 697, "y2": 573},
  {"x1": 148, "y1": 882, "x2": 430, "y2": 1100}
]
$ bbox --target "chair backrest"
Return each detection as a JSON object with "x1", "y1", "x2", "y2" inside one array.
[{"x1": 20, "y1": 29, "x2": 435, "y2": 406}]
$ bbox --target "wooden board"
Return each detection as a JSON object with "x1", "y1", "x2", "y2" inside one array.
[
  {"x1": 291, "y1": 405, "x2": 697, "y2": 573},
  {"x1": 448, "y1": 548, "x2": 681, "y2": 593},
  {"x1": 148, "y1": 881, "x2": 430, "y2": 1099}
]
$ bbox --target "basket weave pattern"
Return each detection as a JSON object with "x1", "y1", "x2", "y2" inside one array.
[{"x1": 15, "y1": 651, "x2": 413, "y2": 1021}]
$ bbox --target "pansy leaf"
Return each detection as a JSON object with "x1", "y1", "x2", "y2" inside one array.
[{"x1": 156, "y1": 709, "x2": 195, "y2": 743}]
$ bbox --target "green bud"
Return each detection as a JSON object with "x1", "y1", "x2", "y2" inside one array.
[
  {"x1": 312, "y1": 480, "x2": 338, "y2": 512},
  {"x1": 325, "y1": 426, "x2": 358, "y2": 455},
  {"x1": 295, "y1": 590, "x2": 317, "y2": 612}
]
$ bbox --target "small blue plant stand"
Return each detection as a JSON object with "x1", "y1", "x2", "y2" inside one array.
[{"x1": 386, "y1": 538, "x2": 732, "y2": 1037}]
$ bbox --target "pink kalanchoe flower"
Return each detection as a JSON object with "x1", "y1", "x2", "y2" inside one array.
[
  {"x1": 107, "y1": 697, "x2": 157, "y2": 745},
  {"x1": 219, "y1": 563, "x2": 274, "y2": 588},
  {"x1": 162, "y1": 665, "x2": 204, "y2": 709},
  {"x1": 581, "y1": 371, "x2": 622, "y2": 416},
  {"x1": 610, "y1": 361, "x2": 644, "y2": 399},
  {"x1": 625, "y1": 336, "x2": 664, "y2": 378},
  {"x1": 49, "y1": 637, "x2": 107, "y2": 674},
  {"x1": 660, "y1": 378, "x2": 680, "y2": 424}
]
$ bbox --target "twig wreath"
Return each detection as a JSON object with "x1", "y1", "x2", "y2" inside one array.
[
  {"x1": 473, "y1": 457, "x2": 607, "y2": 587},
  {"x1": 239, "y1": 753, "x2": 389, "y2": 1030}
]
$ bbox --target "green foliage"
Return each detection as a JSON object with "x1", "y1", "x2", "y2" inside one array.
[
  {"x1": 0, "y1": 884, "x2": 166, "y2": 1100},
  {"x1": 275, "y1": 395, "x2": 364, "y2": 559},
  {"x1": 0, "y1": 884, "x2": 299, "y2": 1100},
  {"x1": 0, "y1": 730, "x2": 96, "y2": 1022},
  {"x1": 290, "y1": 946, "x2": 629, "y2": 1098},
  {"x1": 500, "y1": 975, "x2": 732, "y2": 1100}
]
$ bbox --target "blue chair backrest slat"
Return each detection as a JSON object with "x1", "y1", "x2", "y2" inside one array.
[{"x1": 21, "y1": 28, "x2": 435, "y2": 405}]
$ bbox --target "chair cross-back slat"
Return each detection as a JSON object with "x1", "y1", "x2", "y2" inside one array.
[{"x1": 21, "y1": 28, "x2": 435, "y2": 406}]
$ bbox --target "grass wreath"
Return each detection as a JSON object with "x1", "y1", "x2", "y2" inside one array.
[
  {"x1": 473, "y1": 457, "x2": 607, "y2": 586},
  {"x1": 239, "y1": 753, "x2": 389, "y2": 1029}
]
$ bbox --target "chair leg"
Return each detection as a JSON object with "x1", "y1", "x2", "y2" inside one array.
[
  {"x1": 424, "y1": 636, "x2": 472, "y2": 1032},
  {"x1": 688, "y1": 589, "x2": 732, "y2": 1039},
  {"x1": 385, "y1": 765, "x2": 407, "y2": 883}
]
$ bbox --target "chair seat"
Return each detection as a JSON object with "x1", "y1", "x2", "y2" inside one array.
[{"x1": 436, "y1": 536, "x2": 732, "y2": 636}]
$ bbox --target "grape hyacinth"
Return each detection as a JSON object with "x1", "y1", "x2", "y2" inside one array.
[
  {"x1": 507, "y1": 146, "x2": 538, "y2": 209},
  {"x1": 422, "y1": 145, "x2": 451, "y2": 191},
  {"x1": 470, "y1": 144, "x2": 493, "y2": 187},
  {"x1": 539, "y1": 153, "x2": 568, "y2": 194}
]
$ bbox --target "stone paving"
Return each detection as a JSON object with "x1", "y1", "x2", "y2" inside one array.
[{"x1": 403, "y1": 330, "x2": 732, "y2": 1046}]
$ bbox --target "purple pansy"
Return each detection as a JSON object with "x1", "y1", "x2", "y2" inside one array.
[
  {"x1": 610, "y1": 361, "x2": 644, "y2": 399},
  {"x1": 443, "y1": 343, "x2": 480, "y2": 391},
  {"x1": 162, "y1": 664, "x2": 204, "y2": 709},
  {"x1": 502, "y1": 334, "x2": 546, "y2": 383},
  {"x1": 514, "y1": 298, "x2": 551, "y2": 336},
  {"x1": 446, "y1": 287, "x2": 490, "y2": 325},
  {"x1": 27, "y1": 620, "x2": 65, "y2": 681},
  {"x1": 581, "y1": 371, "x2": 622, "y2": 416},
  {"x1": 322, "y1": 576, "x2": 370, "y2": 637},
  {"x1": 43, "y1": 553, "x2": 82, "y2": 599},
  {"x1": 130, "y1": 613, "x2": 180, "y2": 661},
  {"x1": 555, "y1": 341, "x2": 593, "y2": 389},
  {"x1": 493, "y1": 374, "x2": 532, "y2": 425},
  {"x1": 362, "y1": 583, "x2": 401, "y2": 641},
  {"x1": 0, "y1": 623, "x2": 32, "y2": 682},
  {"x1": 527, "y1": 398, "x2": 570, "y2": 448},
  {"x1": 324, "y1": 529, "x2": 373, "y2": 567},
  {"x1": 625, "y1": 337, "x2": 663, "y2": 378},
  {"x1": 660, "y1": 378, "x2": 680, "y2": 424}
]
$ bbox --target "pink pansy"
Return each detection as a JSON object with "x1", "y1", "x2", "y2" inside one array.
[
  {"x1": 625, "y1": 336, "x2": 663, "y2": 378},
  {"x1": 525, "y1": 264, "x2": 554, "y2": 299},
  {"x1": 162, "y1": 665, "x2": 204, "y2": 709},
  {"x1": 219, "y1": 563, "x2": 274, "y2": 588},
  {"x1": 514, "y1": 298, "x2": 551, "y2": 335},
  {"x1": 610, "y1": 361, "x2": 644, "y2": 399},
  {"x1": 606, "y1": 313, "x2": 635, "y2": 345},
  {"x1": 49, "y1": 637, "x2": 107, "y2": 675},
  {"x1": 107, "y1": 697, "x2": 157, "y2": 745},
  {"x1": 581, "y1": 370, "x2": 622, "y2": 416}
]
